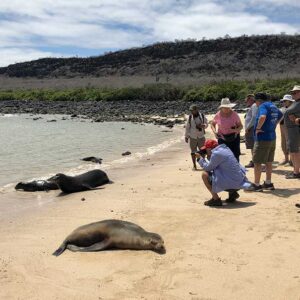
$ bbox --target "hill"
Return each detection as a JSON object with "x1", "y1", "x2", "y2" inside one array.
[{"x1": 0, "y1": 35, "x2": 299, "y2": 90}]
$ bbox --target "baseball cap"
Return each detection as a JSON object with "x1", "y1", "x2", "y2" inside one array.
[{"x1": 200, "y1": 139, "x2": 218, "y2": 150}]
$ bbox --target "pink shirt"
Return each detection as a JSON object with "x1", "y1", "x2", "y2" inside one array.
[{"x1": 213, "y1": 111, "x2": 241, "y2": 135}]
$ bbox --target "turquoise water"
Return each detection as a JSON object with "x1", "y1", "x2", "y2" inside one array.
[{"x1": 0, "y1": 114, "x2": 182, "y2": 187}]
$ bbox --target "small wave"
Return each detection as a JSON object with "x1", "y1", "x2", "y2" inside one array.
[{"x1": 1, "y1": 114, "x2": 16, "y2": 118}]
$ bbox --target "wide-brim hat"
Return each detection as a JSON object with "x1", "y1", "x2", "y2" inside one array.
[
  {"x1": 189, "y1": 104, "x2": 199, "y2": 111},
  {"x1": 290, "y1": 85, "x2": 300, "y2": 93},
  {"x1": 280, "y1": 94, "x2": 294, "y2": 102},
  {"x1": 219, "y1": 97, "x2": 236, "y2": 109}
]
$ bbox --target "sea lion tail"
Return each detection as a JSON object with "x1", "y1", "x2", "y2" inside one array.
[{"x1": 52, "y1": 242, "x2": 67, "y2": 256}]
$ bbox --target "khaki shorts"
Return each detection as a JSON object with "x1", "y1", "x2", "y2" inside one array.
[
  {"x1": 190, "y1": 137, "x2": 205, "y2": 153},
  {"x1": 252, "y1": 140, "x2": 276, "y2": 164}
]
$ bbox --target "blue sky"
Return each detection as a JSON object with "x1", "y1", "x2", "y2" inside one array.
[{"x1": 0, "y1": 0, "x2": 299, "y2": 67}]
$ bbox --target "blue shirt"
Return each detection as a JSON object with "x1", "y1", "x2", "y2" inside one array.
[
  {"x1": 198, "y1": 144, "x2": 251, "y2": 193},
  {"x1": 254, "y1": 102, "x2": 283, "y2": 141}
]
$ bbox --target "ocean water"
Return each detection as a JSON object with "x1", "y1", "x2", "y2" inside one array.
[{"x1": 0, "y1": 114, "x2": 182, "y2": 187}]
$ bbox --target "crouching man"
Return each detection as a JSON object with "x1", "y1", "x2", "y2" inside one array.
[{"x1": 195, "y1": 139, "x2": 251, "y2": 207}]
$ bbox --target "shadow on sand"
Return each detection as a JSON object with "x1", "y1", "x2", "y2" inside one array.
[
  {"x1": 56, "y1": 187, "x2": 105, "y2": 197},
  {"x1": 214, "y1": 201, "x2": 256, "y2": 209}
]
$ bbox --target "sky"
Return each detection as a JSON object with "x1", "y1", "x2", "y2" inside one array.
[{"x1": 0, "y1": 0, "x2": 299, "y2": 67}]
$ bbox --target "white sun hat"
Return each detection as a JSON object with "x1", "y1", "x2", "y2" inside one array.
[
  {"x1": 219, "y1": 97, "x2": 236, "y2": 109},
  {"x1": 280, "y1": 94, "x2": 294, "y2": 102},
  {"x1": 290, "y1": 85, "x2": 300, "y2": 93}
]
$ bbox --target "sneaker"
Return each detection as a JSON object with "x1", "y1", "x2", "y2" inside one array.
[
  {"x1": 285, "y1": 173, "x2": 300, "y2": 179},
  {"x1": 225, "y1": 191, "x2": 240, "y2": 203},
  {"x1": 244, "y1": 183, "x2": 263, "y2": 192},
  {"x1": 204, "y1": 198, "x2": 223, "y2": 207},
  {"x1": 245, "y1": 161, "x2": 254, "y2": 168},
  {"x1": 261, "y1": 182, "x2": 275, "y2": 190}
]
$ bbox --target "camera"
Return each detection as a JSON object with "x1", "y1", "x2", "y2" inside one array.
[{"x1": 193, "y1": 149, "x2": 207, "y2": 156}]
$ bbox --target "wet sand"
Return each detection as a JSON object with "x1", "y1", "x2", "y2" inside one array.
[{"x1": 1, "y1": 123, "x2": 300, "y2": 300}]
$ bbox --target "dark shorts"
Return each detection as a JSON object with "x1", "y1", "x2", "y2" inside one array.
[
  {"x1": 218, "y1": 134, "x2": 241, "y2": 162},
  {"x1": 245, "y1": 127, "x2": 254, "y2": 149},
  {"x1": 287, "y1": 127, "x2": 300, "y2": 153},
  {"x1": 253, "y1": 140, "x2": 276, "y2": 164}
]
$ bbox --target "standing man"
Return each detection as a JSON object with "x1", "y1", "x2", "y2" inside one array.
[
  {"x1": 185, "y1": 104, "x2": 208, "y2": 170},
  {"x1": 244, "y1": 94, "x2": 258, "y2": 168},
  {"x1": 284, "y1": 85, "x2": 300, "y2": 178},
  {"x1": 245, "y1": 92, "x2": 283, "y2": 192}
]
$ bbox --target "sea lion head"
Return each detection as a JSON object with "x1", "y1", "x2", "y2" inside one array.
[
  {"x1": 147, "y1": 232, "x2": 166, "y2": 254},
  {"x1": 15, "y1": 182, "x2": 25, "y2": 190},
  {"x1": 48, "y1": 173, "x2": 67, "y2": 185}
]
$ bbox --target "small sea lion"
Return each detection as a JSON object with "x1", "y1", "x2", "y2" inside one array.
[
  {"x1": 15, "y1": 180, "x2": 59, "y2": 192},
  {"x1": 122, "y1": 151, "x2": 131, "y2": 156},
  {"x1": 48, "y1": 169, "x2": 111, "y2": 194},
  {"x1": 53, "y1": 219, "x2": 165, "y2": 256},
  {"x1": 81, "y1": 156, "x2": 103, "y2": 164}
]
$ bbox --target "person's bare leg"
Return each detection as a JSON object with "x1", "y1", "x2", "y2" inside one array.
[
  {"x1": 265, "y1": 162, "x2": 273, "y2": 182},
  {"x1": 293, "y1": 153, "x2": 300, "y2": 174},
  {"x1": 202, "y1": 171, "x2": 219, "y2": 200},
  {"x1": 254, "y1": 163, "x2": 262, "y2": 185},
  {"x1": 191, "y1": 153, "x2": 197, "y2": 169}
]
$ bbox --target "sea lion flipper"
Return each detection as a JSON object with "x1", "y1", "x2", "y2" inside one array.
[
  {"x1": 68, "y1": 239, "x2": 110, "y2": 252},
  {"x1": 52, "y1": 242, "x2": 67, "y2": 256},
  {"x1": 82, "y1": 183, "x2": 94, "y2": 190}
]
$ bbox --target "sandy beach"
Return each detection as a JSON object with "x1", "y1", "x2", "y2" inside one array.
[{"x1": 1, "y1": 122, "x2": 300, "y2": 300}]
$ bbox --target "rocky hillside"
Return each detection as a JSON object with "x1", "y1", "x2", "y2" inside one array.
[{"x1": 0, "y1": 35, "x2": 299, "y2": 80}]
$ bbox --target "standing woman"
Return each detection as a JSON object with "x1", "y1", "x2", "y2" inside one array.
[{"x1": 211, "y1": 98, "x2": 243, "y2": 162}]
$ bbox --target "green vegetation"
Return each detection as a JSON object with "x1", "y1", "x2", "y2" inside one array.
[{"x1": 0, "y1": 78, "x2": 298, "y2": 102}]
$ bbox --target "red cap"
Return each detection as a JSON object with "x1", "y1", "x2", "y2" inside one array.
[{"x1": 200, "y1": 139, "x2": 218, "y2": 150}]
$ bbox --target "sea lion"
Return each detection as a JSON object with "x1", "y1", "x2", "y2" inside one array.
[
  {"x1": 81, "y1": 157, "x2": 103, "y2": 164},
  {"x1": 48, "y1": 169, "x2": 111, "y2": 194},
  {"x1": 53, "y1": 219, "x2": 165, "y2": 256},
  {"x1": 15, "y1": 180, "x2": 59, "y2": 192}
]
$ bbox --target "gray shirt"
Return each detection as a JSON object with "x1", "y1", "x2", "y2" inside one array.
[{"x1": 284, "y1": 101, "x2": 300, "y2": 128}]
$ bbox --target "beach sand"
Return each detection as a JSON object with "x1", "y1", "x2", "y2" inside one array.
[{"x1": 1, "y1": 122, "x2": 300, "y2": 300}]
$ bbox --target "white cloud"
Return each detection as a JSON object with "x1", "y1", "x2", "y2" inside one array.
[
  {"x1": 0, "y1": 48, "x2": 65, "y2": 67},
  {"x1": 0, "y1": 0, "x2": 298, "y2": 67}
]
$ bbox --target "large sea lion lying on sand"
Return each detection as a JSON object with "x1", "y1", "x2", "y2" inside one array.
[
  {"x1": 15, "y1": 180, "x2": 59, "y2": 192},
  {"x1": 48, "y1": 169, "x2": 111, "y2": 194},
  {"x1": 53, "y1": 219, "x2": 165, "y2": 256}
]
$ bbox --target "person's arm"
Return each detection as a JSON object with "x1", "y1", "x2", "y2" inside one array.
[
  {"x1": 210, "y1": 118, "x2": 219, "y2": 139},
  {"x1": 198, "y1": 151, "x2": 224, "y2": 172},
  {"x1": 255, "y1": 115, "x2": 266, "y2": 134},
  {"x1": 276, "y1": 109, "x2": 283, "y2": 126},
  {"x1": 232, "y1": 112, "x2": 243, "y2": 134},
  {"x1": 185, "y1": 119, "x2": 190, "y2": 142},
  {"x1": 202, "y1": 115, "x2": 209, "y2": 129}
]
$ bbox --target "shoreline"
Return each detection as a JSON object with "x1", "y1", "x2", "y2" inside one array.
[
  {"x1": 1, "y1": 117, "x2": 300, "y2": 299},
  {"x1": 0, "y1": 99, "x2": 247, "y2": 126}
]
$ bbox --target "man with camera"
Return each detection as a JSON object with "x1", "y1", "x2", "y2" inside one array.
[
  {"x1": 185, "y1": 104, "x2": 208, "y2": 170},
  {"x1": 195, "y1": 139, "x2": 251, "y2": 207}
]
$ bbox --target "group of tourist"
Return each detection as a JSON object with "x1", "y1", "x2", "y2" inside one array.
[{"x1": 184, "y1": 85, "x2": 300, "y2": 206}]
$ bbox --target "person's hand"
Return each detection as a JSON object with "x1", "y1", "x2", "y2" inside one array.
[
  {"x1": 295, "y1": 118, "x2": 300, "y2": 125},
  {"x1": 195, "y1": 153, "x2": 201, "y2": 159},
  {"x1": 185, "y1": 137, "x2": 189, "y2": 143}
]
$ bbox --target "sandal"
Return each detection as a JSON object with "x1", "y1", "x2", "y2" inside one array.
[{"x1": 204, "y1": 198, "x2": 222, "y2": 207}]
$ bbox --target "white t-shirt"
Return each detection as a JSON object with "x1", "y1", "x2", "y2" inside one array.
[{"x1": 185, "y1": 113, "x2": 208, "y2": 139}]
